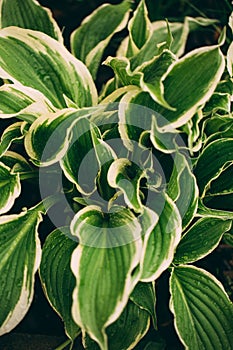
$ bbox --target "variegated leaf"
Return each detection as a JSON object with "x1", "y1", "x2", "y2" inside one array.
[
  {"x1": 0, "y1": 204, "x2": 43, "y2": 335},
  {"x1": 0, "y1": 27, "x2": 97, "y2": 108},
  {"x1": 174, "y1": 217, "x2": 232, "y2": 264},
  {"x1": 194, "y1": 138, "x2": 233, "y2": 197},
  {"x1": 70, "y1": 205, "x2": 142, "y2": 350},
  {"x1": 91, "y1": 128, "x2": 116, "y2": 201},
  {"x1": 127, "y1": 0, "x2": 151, "y2": 55},
  {"x1": 0, "y1": 84, "x2": 55, "y2": 122},
  {"x1": 0, "y1": 161, "x2": 21, "y2": 214},
  {"x1": 167, "y1": 152, "x2": 199, "y2": 229},
  {"x1": 25, "y1": 107, "x2": 98, "y2": 166},
  {"x1": 0, "y1": 151, "x2": 32, "y2": 174},
  {"x1": 140, "y1": 193, "x2": 182, "y2": 282},
  {"x1": 157, "y1": 45, "x2": 225, "y2": 128},
  {"x1": 61, "y1": 118, "x2": 103, "y2": 195},
  {"x1": 71, "y1": 0, "x2": 131, "y2": 79},
  {"x1": 105, "y1": 50, "x2": 176, "y2": 109},
  {"x1": 0, "y1": 0, "x2": 63, "y2": 43},
  {"x1": 170, "y1": 265, "x2": 233, "y2": 350},
  {"x1": 107, "y1": 158, "x2": 145, "y2": 213},
  {"x1": 130, "y1": 281, "x2": 156, "y2": 327},
  {"x1": 40, "y1": 227, "x2": 80, "y2": 340},
  {"x1": 0, "y1": 0, "x2": 63, "y2": 42},
  {"x1": 83, "y1": 300, "x2": 150, "y2": 350},
  {"x1": 0, "y1": 122, "x2": 24, "y2": 157}
]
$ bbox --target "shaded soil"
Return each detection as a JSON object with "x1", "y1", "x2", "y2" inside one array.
[{"x1": 0, "y1": 334, "x2": 67, "y2": 350}]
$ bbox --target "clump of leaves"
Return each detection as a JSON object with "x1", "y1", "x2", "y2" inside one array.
[{"x1": 0, "y1": 0, "x2": 232, "y2": 349}]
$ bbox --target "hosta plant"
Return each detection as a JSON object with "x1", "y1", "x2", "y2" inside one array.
[{"x1": 0, "y1": 0, "x2": 232, "y2": 349}]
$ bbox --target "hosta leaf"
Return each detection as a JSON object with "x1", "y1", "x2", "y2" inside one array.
[
  {"x1": 197, "y1": 199, "x2": 233, "y2": 219},
  {"x1": 118, "y1": 90, "x2": 159, "y2": 150},
  {"x1": 104, "y1": 56, "x2": 141, "y2": 87},
  {"x1": 194, "y1": 138, "x2": 233, "y2": 197},
  {"x1": 0, "y1": 161, "x2": 20, "y2": 214},
  {"x1": 167, "y1": 152, "x2": 199, "y2": 229},
  {"x1": 83, "y1": 300, "x2": 150, "y2": 350},
  {"x1": 156, "y1": 45, "x2": 225, "y2": 128},
  {"x1": 129, "y1": 21, "x2": 173, "y2": 70},
  {"x1": 39, "y1": 227, "x2": 80, "y2": 340},
  {"x1": 183, "y1": 111, "x2": 203, "y2": 154},
  {"x1": 0, "y1": 204, "x2": 43, "y2": 335},
  {"x1": 207, "y1": 163, "x2": 233, "y2": 195},
  {"x1": 170, "y1": 265, "x2": 233, "y2": 350},
  {"x1": 128, "y1": 0, "x2": 151, "y2": 52},
  {"x1": 91, "y1": 128, "x2": 116, "y2": 201},
  {"x1": 227, "y1": 42, "x2": 233, "y2": 77},
  {"x1": 130, "y1": 281, "x2": 156, "y2": 327},
  {"x1": 203, "y1": 115, "x2": 233, "y2": 141},
  {"x1": 187, "y1": 16, "x2": 219, "y2": 31},
  {"x1": 70, "y1": 205, "x2": 142, "y2": 350},
  {"x1": 71, "y1": 0, "x2": 131, "y2": 79},
  {"x1": 107, "y1": 158, "x2": 145, "y2": 213},
  {"x1": 0, "y1": 27, "x2": 97, "y2": 108},
  {"x1": 150, "y1": 116, "x2": 180, "y2": 154},
  {"x1": 229, "y1": 12, "x2": 233, "y2": 33},
  {"x1": 61, "y1": 118, "x2": 102, "y2": 195},
  {"x1": 203, "y1": 92, "x2": 231, "y2": 115},
  {"x1": 128, "y1": 15, "x2": 206, "y2": 70},
  {"x1": 105, "y1": 50, "x2": 176, "y2": 109},
  {"x1": 174, "y1": 217, "x2": 232, "y2": 264},
  {"x1": 223, "y1": 232, "x2": 233, "y2": 246},
  {"x1": 139, "y1": 50, "x2": 176, "y2": 109},
  {"x1": 25, "y1": 107, "x2": 98, "y2": 166},
  {"x1": 0, "y1": 151, "x2": 32, "y2": 174},
  {"x1": 0, "y1": 122, "x2": 24, "y2": 157},
  {"x1": 140, "y1": 193, "x2": 182, "y2": 282},
  {"x1": 0, "y1": 0, "x2": 63, "y2": 42},
  {"x1": 0, "y1": 84, "x2": 55, "y2": 122}
]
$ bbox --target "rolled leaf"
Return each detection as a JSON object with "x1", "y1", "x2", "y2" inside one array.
[
  {"x1": 127, "y1": 0, "x2": 151, "y2": 54},
  {"x1": 207, "y1": 163, "x2": 233, "y2": 195},
  {"x1": 170, "y1": 265, "x2": 233, "y2": 350},
  {"x1": 0, "y1": 161, "x2": 21, "y2": 214},
  {"x1": 90, "y1": 128, "x2": 116, "y2": 201},
  {"x1": 227, "y1": 42, "x2": 233, "y2": 77},
  {"x1": 61, "y1": 118, "x2": 103, "y2": 195},
  {"x1": 167, "y1": 152, "x2": 199, "y2": 229},
  {"x1": 0, "y1": 204, "x2": 43, "y2": 335},
  {"x1": 174, "y1": 217, "x2": 232, "y2": 264},
  {"x1": 40, "y1": 227, "x2": 80, "y2": 340},
  {"x1": 71, "y1": 0, "x2": 131, "y2": 79},
  {"x1": 0, "y1": 122, "x2": 24, "y2": 157},
  {"x1": 140, "y1": 193, "x2": 182, "y2": 282},
  {"x1": 139, "y1": 50, "x2": 176, "y2": 109},
  {"x1": 194, "y1": 138, "x2": 233, "y2": 197},
  {"x1": 0, "y1": 151, "x2": 32, "y2": 174},
  {"x1": 25, "y1": 107, "x2": 98, "y2": 166},
  {"x1": 70, "y1": 205, "x2": 142, "y2": 350},
  {"x1": 0, "y1": 27, "x2": 97, "y2": 108},
  {"x1": 107, "y1": 158, "x2": 145, "y2": 213},
  {"x1": 0, "y1": 0, "x2": 63, "y2": 42}
]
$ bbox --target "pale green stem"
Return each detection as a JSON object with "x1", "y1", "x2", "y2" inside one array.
[{"x1": 54, "y1": 338, "x2": 72, "y2": 350}]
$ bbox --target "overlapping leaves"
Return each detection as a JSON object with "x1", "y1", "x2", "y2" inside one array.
[{"x1": 0, "y1": 0, "x2": 232, "y2": 349}]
